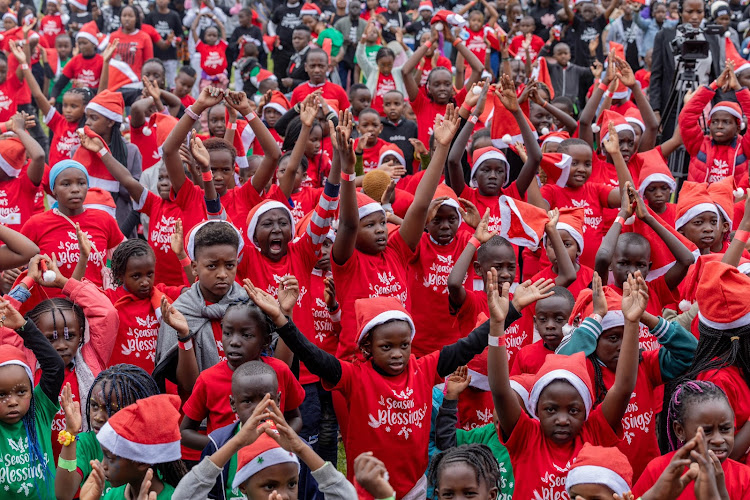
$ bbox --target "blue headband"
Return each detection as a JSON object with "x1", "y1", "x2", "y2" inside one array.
[{"x1": 49, "y1": 160, "x2": 89, "y2": 190}]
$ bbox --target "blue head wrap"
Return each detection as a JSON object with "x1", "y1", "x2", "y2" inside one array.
[{"x1": 49, "y1": 160, "x2": 89, "y2": 190}]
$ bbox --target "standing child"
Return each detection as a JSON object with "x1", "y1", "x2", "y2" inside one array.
[
  {"x1": 39, "y1": 0, "x2": 64, "y2": 49},
  {"x1": 173, "y1": 66, "x2": 198, "y2": 108},
  {"x1": 193, "y1": 18, "x2": 229, "y2": 91},
  {"x1": 144, "y1": 0, "x2": 183, "y2": 89},
  {"x1": 50, "y1": 23, "x2": 105, "y2": 101}
]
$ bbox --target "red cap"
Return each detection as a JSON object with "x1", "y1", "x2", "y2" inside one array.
[
  {"x1": 245, "y1": 199, "x2": 295, "y2": 250},
  {"x1": 707, "y1": 175, "x2": 735, "y2": 226},
  {"x1": 636, "y1": 149, "x2": 675, "y2": 197},
  {"x1": 696, "y1": 261, "x2": 750, "y2": 330},
  {"x1": 497, "y1": 196, "x2": 549, "y2": 248},
  {"x1": 355, "y1": 296, "x2": 414, "y2": 346},
  {"x1": 470, "y1": 146, "x2": 509, "y2": 188},
  {"x1": 379, "y1": 143, "x2": 406, "y2": 167},
  {"x1": 529, "y1": 352, "x2": 594, "y2": 418},
  {"x1": 555, "y1": 207, "x2": 585, "y2": 254},
  {"x1": 83, "y1": 187, "x2": 117, "y2": 219},
  {"x1": 539, "y1": 153, "x2": 572, "y2": 187},
  {"x1": 675, "y1": 181, "x2": 719, "y2": 230},
  {"x1": 595, "y1": 109, "x2": 634, "y2": 145},
  {"x1": 86, "y1": 89, "x2": 124, "y2": 123},
  {"x1": 233, "y1": 423, "x2": 299, "y2": 489},
  {"x1": 0, "y1": 137, "x2": 27, "y2": 178},
  {"x1": 566, "y1": 443, "x2": 633, "y2": 495}
]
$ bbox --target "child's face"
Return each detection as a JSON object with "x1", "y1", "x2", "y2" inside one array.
[
  {"x1": 362, "y1": 320, "x2": 412, "y2": 375},
  {"x1": 674, "y1": 398, "x2": 734, "y2": 463},
  {"x1": 222, "y1": 308, "x2": 268, "y2": 370},
  {"x1": 53, "y1": 167, "x2": 89, "y2": 213},
  {"x1": 469, "y1": 11, "x2": 484, "y2": 31},
  {"x1": 304, "y1": 52, "x2": 328, "y2": 85},
  {"x1": 88, "y1": 380, "x2": 119, "y2": 433},
  {"x1": 231, "y1": 374, "x2": 280, "y2": 424},
  {"x1": 356, "y1": 211, "x2": 388, "y2": 254},
  {"x1": 427, "y1": 70, "x2": 453, "y2": 105},
  {"x1": 157, "y1": 165, "x2": 172, "y2": 200},
  {"x1": 122, "y1": 253, "x2": 156, "y2": 300},
  {"x1": 595, "y1": 326, "x2": 625, "y2": 372},
  {"x1": 156, "y1": 0, "x2": 170, "y2": 9},
  {"x1": 351, "y1": 89, "x2": 373, "y2": 115},
  {"x1": 537, "y1": 380, "x2": 586, "y2": 445},
  {"x1": 427, "y1": 204, "x2": 460, "y2": 245},
  {"x1": 240, "y1": 462, "x2": 299, "y2": 499},
  {"x1": 3, "y1": 17, "x2": 16, "y2": 30},
  {"x1": 101, "y1": 446, "x2": 142, "y2": 487},
  {"x1": 305, "y1": 125, "x2": 322, "y2": 158},
  {"x1": 643, "y1": 181, "x2": 671, "y2": 212},
  {"x1": 533, "y1": 295, "x2": 571, "y2": 351},
  {"x1": 436, "y1": 462, "x2": 498, "y2": 500},
  {"x1": 653, "y1": 4, "x2": 667, "y2": 22},
  {"x1": 529, "y1": 103, "x2": 554, "y2": 133},
  {"x1": 0, "y1": 366, "x2": 31, "y2": 424},
  {"x1": 519, "y1": 18, "x2": 535, "y2": 34},
  {"x1": 315, "y1": 237, "x2": 333, "y2": 271},
  {"x1": 278, "y1": 157, "x2": 306, "y2": 194},
  {"x1": 377, "y1": 55, "x2": 394, "y2": 75},
  {"x1": 474, "y1": 159, "x2": 507, "y2": 197},
  {"x1": 37, "y1": 307, "x2": 82, "y2": 367},
  {"x1": 205, "y1": 26, "x2": 219, "y2": 45},
  {"x1": 565, "y1": 144, "x2": 593, "y2": 188},
  {"x1": 579, "y1": 2, "x2": 596, "y2": 22},
  {"x1": 475, "y1": 245, "x2": 517, "y2": 286},
  {"x1": 85, "y1": 109, "x2": 114, "y2": 138},
  {"x1": 610, "y1": 241, "x2": 650, "y2": 287},
  {"x1": 77, "y1": 37, "x2": 97, "y2": 57},
  {"x1": 47, "y1": 1, "x2": 58, "y2": 14},
  {"x1": 709, "y1": 111, "x2": 738, "y2": 145},
  {"x1": 263, "y1": 108, "x2": 281, "y2": 128},
  {"x1": 56, "y1": 36, "x2": 73, "y2": 60},
  {"x1": 547, "y1": 229, "x2": 579, "y2": 269},
  {"x1": 302, "y1": 15, "x2": 317, "y2": 31},
  {"x1": 609, "y1": 131, "x2": 636, "y2": 165},
  {"x1": 568, "y1": 483, "x2": 617, "y2": 499},
  {"x1": 174, "y1": 72, "x2": 196, "y2": 97},
  {"x1": 192, "y1": 243, "x2": 238, "y2": 302},
  {"x1": 553, "y1": 46, "x2": 571, "y2": 66},
  {"x1": 254, "y1": 208, "x2": 293, "y2": 261},
  {"x1": 678, "y1": 211, "x2": 719, "y2": 251},
  {"x1": 238, "y1": 10, "x2": 250, "y2": 26},
  {"x1": 388, "y1": 0, "x2": 398, "y2": 11},
  {"x1": 383, "y1": 92, "x2": 403, "y2": 122},
  {"x1": 120, "y1": 6, "x2": 137, "y2": 31},
  {"x1": 142, "y1": 62, "x2": 166, "y2": 89},
  {"x1": 738, "y1": 69, "x2": 750, "y2": 90},
  {"x1": 208, "y1": 105, "x2": 227, "y2": 139},
  {"x1": 357, "y1": 112, "x2": 383, "y2": 143},
  {"x1": 209, "y1": 148, "x2": 235, "y2": 194},
  {"x1": 715, "y1": 13, "x2": 730, "y2": 29},
  {"x1": 366, "y1": 0, "x2": 378, "y2": 9},
  {"x1": 62, "y1": 92, "x2": 85, "y2": 123}
]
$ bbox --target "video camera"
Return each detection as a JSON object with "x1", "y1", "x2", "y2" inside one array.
[{"x1": 670, "y1": 24, "x2": 726, "y2": 61}]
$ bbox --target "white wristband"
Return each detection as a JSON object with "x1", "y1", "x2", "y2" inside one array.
[
  {"x1": 245, "y1": 113, "x2": 256, "y2": 122},
  {"x1": 488, "y1": 335, "x2": 500, "y2": 347},
  {"x1": 97, "y1": 147, "x2": 109, "y2": 158}
]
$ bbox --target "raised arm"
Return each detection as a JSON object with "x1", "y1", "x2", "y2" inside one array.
[
  {"x1": 545, "y1": 209, "x2": 576, "y2": 286},
  {"x1": 448, "y1": 80, "x2": 490, "y2": 195},
  {"x1": 579, "y1": 55, "x2": 615, "y2": 145},
  {"x1": 615, "y1": 57, "x2": 658, "y2": 151},
  {"x1": 0, "y1": 226, "x2": 38, "y2": 270},
  {"x1": 723, "y1": 194, "x2": 750, "y2": 268},
  {"x1": 530, "y1": 86, "x2": 578, "y2": 134},
  {"x1": 451, "y1": 30, "x2": 486, "y2": 88},
  {"x1": 279, "y1": 97, "x2": 315, "y2": 198},
  {"x1": 402, "y1": 30, "x2": 436, "y2": 101},
  {"x1": 678, "y1": 81, "x2": 719, "y2": 156},
  {"x1": 602, "y1": 121, "x2": 634, "y2": 206},
  {"x1": 332, "y1": 112, "x2": 358, "y2": 265},
  {"x1": 11, "y1": 42, "x2": 51, "y2": 117},
  {"x1": 448, "y1": 210, "x2": 495, "y2": 308},
  {"x1": 4, "y1": 113, "x2": 44, "y2": 186},
  {"x1": 98, "y1": 39, "x2": 119, "y2": 95},
  {"x1": 77, "y1": 129, "x2": 144, "y2": 202}
]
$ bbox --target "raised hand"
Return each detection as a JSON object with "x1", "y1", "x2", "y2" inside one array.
[
  {"x1": 29, "y1": 254, "x2": 67, "y2": 289},
  {"x1": 614, "y1": 56, "x2": 636, "y2": 88},
  {"x1": 324, "y1": 277, "x2": 337, "y2": 309},
  {"x1": 487, "y1": 268, "x2": 511, "y2": 324},
  {"x1": 0, "y1": 299, "x2": 24, "y2": 330},
  {"x1": 60, "y1": 382, "x2": 82, "y2": 435},
  {"x1": 592, "y1": 272, "x2": 608, "y2": 317},
  {"x1": 381, "y1": 179, "x2": 397, "y2": 205},
  {"x1": 142, "y1": 75, "x2": 162, "y2": 101},
  {"x1": 79, "y1": 460, "x2": 106, "y2": 500},
  {"x1": 171, "y1": 219, "x2": 186, "y2": 258},
  {"x1": 102, "y1": 39, "x2": 119, "y2": 62},
  {"x1": 264, "y1": 400, "x2": 307, "y2": 455},
  {"x1": 409, "y1": 138, "x2": 428, "y2": 156},
  {"x1": 725, "y1": 60, "x2": 741, "y2": 91},
  {"x1": 243, "y1": 279, "x2": 285, "y2": 323},
  {"x1": 426, "y1": 197, "x2": 449, "y2": 224},
  {"x1": 77, "y1": 128, "x2": 106, "y2": 152},
  {"x1": 496, "y1": 74, "x2": 520, "y2": 113},
  {"x1": 353, "y1": 452, "x2": 394, "y2": 500},
  {"x1": 546, "y1": 208, "x2": 560, "y2": 232},
  {"x1": 602, "y1": 121, "x2": 621, "y2": 156},
  {"x1": 160, "y1": 295, "x2": 189, "y2": 337},
  {"x1": 277, "y1": 275, "x2": 299, "y2": 316},
  {"x1": 590, "y1": 60, "x2": 603, "y2": 80},
  {"x1": 8, "y1": 40, "x2": 26, "y2": 64},
  {"x1": 21, "y1": 111, "x2": 36, "y2": 130},
  {"x1": 6, "y1": 112, "x2": 26, "y2": 134},
  {"x1": 474, "y1": 208, "x2": 498, "y2": 244},
  {"x1": 195, "y1": 86, "x2": 226, "y2": 112},
  {"x1": 356, "y1": 132, "x2": 372, "y2": 154},
  {"x1": 628, "y1": 183, "x2": 649, "y2": 220},
  {"x1": 124, "y1": 468, "x2": 158, "y2": 500},
  {"x1": 378, "y1": 161, "x2": 406, "y2": 180},
  {"x1": 224, "y1": 90, "x2": 254, "y2": 116},
  {"x1": 458, "y1": 198, "x2": 481, "y2": 228},
  {"x1": 621, "y1": 271, "x2": 648, "y2": 323},
  {"x1": 235, "y1": 394, "x2": 274, "y2": 446},
  {"x1": 512, "y1": 277, "x2": 555, "y2": 310},
  {"x1": 190, "y1": 131, "x2": 210, "y2": 169},
  {"x1": 433, "y1": 103, "x2": 461, "y2": 146},
  {"x1": 76, "y1": 223, "x2": 92, "y2": 261},
  {"x1": 299, "y1": 95, "x2": 317, "y2": 128},
  {"x1": 445, "y1": 365, "x2": 472, "y2": 400}
]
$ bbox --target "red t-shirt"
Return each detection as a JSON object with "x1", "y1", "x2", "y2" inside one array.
[
  {"x1": 501, "y1": 407, "x2": 621, "y2": 500},
  {"x1": 372, "y1": 73, "x2": 397, "y2": 116},
  {"x1": 532, "y1": 264, "x2": 595, "y2": 302},
  {"x1": 130, "y1": 123, "x2": 161, "y2": 170},
  {"x1": 410, "y1": 87, "x2": 467, "y2": 147},
  {"x1": 109, "y1": 29, "x2": 154, "y2": 80},
  {"x1": 40, "y1": 14, "x2": 64, "y2": 48},
  {"x1": 290, "y1": 81, "x2": 350, "y2": 108},
  {"x1": 44, "y1": 108, "x2": 80, "y2": 168},
  {"x1": 180, "y1": 93, "x2": 196, "y2": 108},
  {"x1": 333, "y1": 231, "x2": 413, "y2": 360},
  {"x1": 463, "y1": 27, "x2": 490, "y2": 66},
  {"x1": 510, "y1": 340, "x2": 555, "y2": 376},
  {"x1": 509, "y1": 34, "x2": 545, "y2": 62},
  {"x1": 353, "y1": 137, "x2": 390, "y2": 174},
  {"x1": 0, "y1": 66, "x2": 21, "y2": 122},
  {"x1": 0, "y1": 167, "x2": 39, "y2": 233},
  {"x1": 299, "y1": 269, "x2": 339, "y2": 384},
  {"x1": 170, "y1": 178, "x2": 209, "y2": 230},
  {"x1": 21, "y1": 208, "x2": 124, "y2": 291},
  {"x1": 6, "y1": 56, "x2": 30, "y2": 106},
  {"x1": 182, "y1": 357, "x2": 304, "y2": 434},
  {"x1": 196, "y1": 40, "x2": 229, "y2": 76},
  {"x1": 324, "y1": 352, "x2": 440, "y2": 499},
  {"x1": 417, "y1": 55, "x2": 452, "y2": 86},
  {"x1": 458, "y1": 181, "x2": 524, "y2": 234},
  {"x1": 252, "y1": 127, "x2": 283, "y2": 158},
  {"x1": 289, "y1": 186, "x2": 323, "y2": 224},
  {"x1": 541, "y1": 182, "x2": 614, "y2": 269},
  {"x1": 62, "y1": 53, "x2": 104, "y2": 89}
]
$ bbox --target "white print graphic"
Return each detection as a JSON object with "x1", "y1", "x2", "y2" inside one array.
[
  {"x1": 0, "y1": 190, "x2": 21, "y2": 226},
  {"x1": 707, "y1": 159, "x2": 730, "y2": 184},
  {"x1": 313, "y1": 297, "x2": 333, "y2": 343},
  {"x1": 369, "y1": 271, "x2": 407, "y2": 305},
  {"x1": 621, "y1": 392, "x2": 654, "y2": 446},
  {"x1": 77, "y1": 69, "x2": 99, "y2": 88},
  {"x1": 56, "y1": 130, "x2": 80, "y2": 157},
  {"x1": 0, "y1": 436, "x2": 51, "y2": 496},
  {"x1": 376, "y1": 77, "x2": 397, "y2": 98},
  {"x1": 504, "y1": 322, "x2": 527, "y2": 361},
  {"x1": 487, "y1": 214, "x2": 502, "y2": 234},
  {"x1": 532, "y1": 460, "x2": 573, "y2": 500},
  {"x1": 266, "y1": 274, "x2": 307, "y2": 307},
  {"x1": 422, "y1": 254, "x2": 454, "y2": 292},
  {"x1": 55, "y1": 230, "x2": 106, "y2": 271},
  {"x1": 367, "y1": 387, "x2": 428, "y2": 440},
  {"x1": 0, "y1": 90, "x2": 12, "y2": 111},
  {"x1": 203, "y1": 49, "x2": 224, "y2": 70},
  {"x1": 462, "y1": 407, "x2": 494, "y2": 430},
  {"x1": 151, "y1": 215, "x2": 177, "y2": 254},
  {"x1": 569, "y1": 199, "x2": 602, "y2": 232},
  {"x1": 42, "y1": 20, "x2": 62, "y2": 36},
  {"x1": 120, "y1": 314, "x2": 159, "y2": 361},
  {"x1": 639, "y1": 325, "x2": 660, "y2": 351},
  {"x1": 290, "y1": 202, "x2": 306, "y2": 224}
]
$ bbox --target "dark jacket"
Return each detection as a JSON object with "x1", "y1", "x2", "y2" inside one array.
[{"x1": 201, "y1": 421, "x2": 239, "y2": 500}]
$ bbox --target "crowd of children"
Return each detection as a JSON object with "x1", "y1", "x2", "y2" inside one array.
[{"x1": 3, "y1": 0, "x2": 750, "y2": 498}]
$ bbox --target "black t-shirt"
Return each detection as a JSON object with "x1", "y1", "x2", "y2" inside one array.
[
  {"x1": 529, "y1": 2, "x2": 561, "y2": 40},
  {"x1": 621, "y1": 18, "x2": 641, "y2": 70},
  {"x1": 272, "y1": 3, "x2": 302, "y2": 52},
  {"x1": 144, "y1": 9, "x2": 183, "y2": 61},
  {"x1": 571, "y1": 14, "x2": 607, "y2": 65}
]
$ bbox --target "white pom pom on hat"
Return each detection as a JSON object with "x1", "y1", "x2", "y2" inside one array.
[
  {"x1": 502, "y1": 134, "x2": 512, "y2": 144},
  {"x1": 735, "y1": 188, "x2": 745, "y2": 201},
  {"x1": 679, "y1": 299, "x2": 692, "y2": 312},
  {"x1": 541, "y1": 127, "x2": 550, "y2": 136},
  {"x1": 142, "y1": 127, "x2": 152, "y2": 136},
  {"x1": 591, "y1": 124, "x2": 601, "y2": 133}
]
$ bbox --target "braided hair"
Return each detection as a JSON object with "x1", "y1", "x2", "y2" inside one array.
[
  {"x1": 26, "y1": 298, "x2": 85, "y2": 348},
  {"x1": 85, "y1": 364, "x2": 160, "y2": 426},
  {"x1": 427, "y1": 444, "x2": 501, "y2": 499},
  {"x1": 65, "y1": 87, "x2": 95, "y2": 127},
  {"x1": 110, "y1": 238, "x2": 154, "y2": 287},
  {"x1": 665, "y1": 380, "x2": 730, "y2": 451},
  {"x1": 18, "y1": 383, "x2": 52, "y2": 494},
  {"x1": 224, "y1": 300, "x2": 275, "y2": 353},
  {"x1": 282, "y1": 116, "x2": 322, "y2": 155}
]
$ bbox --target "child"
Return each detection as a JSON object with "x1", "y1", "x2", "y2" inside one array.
[
  {"x1": 144, "y1": 0, "x2": 183, "y2": 88},
  {"x1": 353, "y1": 107, "x2": 391, "y2": 175},
  {"x1": 54, "y1": 365, "x2": 161, "y2": 500},
  {"x1": 459, "y1": 4, "x2": 498, "y2": 66},
  {"x1": 280, "y1": 114, "x2": 331, "y2": 190},
  {"x1": 511, "y1": 286, "x2": 575, "y2": 375},
  {"x1": 427, "y1": 444, "x2": 507, "y2": 500},
  {"x1": 193, "y1": 19, "x2": 229, "y2": 91},
  {"x1": 637, "y1": 149, "x2": 677, "y2": 225},
  {"x1": 254, "y1": 90, "x2": 288, "y2": 155},
  {"x1": 80, "y1": 394, "x2": 187, "y2": 499},
  {"x1": 380, "y1": 90, "x2": 418, "y2": 170},
  {"x1": 546, "y1": 42, "x2": 592, "y2": 108},
  {"x1": 674, "y1": 181, "x2": 721, "y2": 255},
  {"x1": 108, "y1": 5, "x2": 154, "y2": 84},
  {"x1": 509, "y1": 16, "x2": 544, "y2": 62},
  {"x1": 0, "y1": 298, "x2": 65, "y2": 500},
  {"x1": 487, "y1": 266, "x2": 644, "y2": 499},
  {"x1": 290, "y1": 48, "x2": 349, "y2": 107},
  {"x1": 565, "y1": 443, "x2": 633, "y2": 498},
  {"x1": 562, "y1": 0, "x2": 618, "y2": 66},
  {"x1": 633, "y1": 380, "x2": 750, "y2": 498},
  {"x1": 356, "y1": 41, "x2": 412, "y2": 116},
  {"x1": 174, "y1": 65, "x2": 198, "y2": 108},
  {"x1": 50, "y1": 22, "x2": 104, "y2": 101},
  {"x1": 680, "y1": 62, "x2": 750, "y2": 185},
  {"x1": 348, "y1": 83, "x2": 372, "y2": 127},
  {"x1": 39, "y1": 0, "x2": 64, "y2": 49}
]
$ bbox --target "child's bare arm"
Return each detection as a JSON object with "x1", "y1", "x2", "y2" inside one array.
[
  {"x1": 77, "y1": 129, "x2": 144, "y2": 202},
  {"x1": 279, "y1": 96, "x2": 315, "y2": 198},
  {"x1": 595, "y1": 182, "x2": 633, "y2": 283},
  {"x1": 615, "y1": 56, "x2": 658, "y2": 151},
  {"x1": 0, "y1": 226, "x2": 38, "y2": 271},
  {"x1": 659, "y1": 124, "x2": 682, "y2": 158},
  {"x1": 448, "y1": 209, "x2": 495, "y2": 308},
  {"x1": 331, "y1": 116, "x2": 358, "y2": 265},
  {"x1": 545, "y1": 209, "x2": 576, "y2": 287},
  {"x1": 401, "y1": 32, "x2": 434, "y2": 101},
  {"x1": 180, "y1": 416, "x2": 210, "y2": 450}
]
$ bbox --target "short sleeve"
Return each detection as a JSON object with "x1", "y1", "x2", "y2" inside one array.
[
  {"x1": 33, "y1": 383, "x2": 60, "y2": 427},
  {"x1": 182, "y1": 374, "x2": 209, "y2": 421},
  {"x1": 325, "y1": 359, "x2": 356, "y2": 395},
  {"x1": 596, "y1": 183, "x2": 613, "y2": 206},
  {"x1": 218, "y1": 40, "x2": 228, "y2": 51},
  {"x1": 136, "y1": 190, "x2": 158, "y2": 216},
  {"x1": 497, "y1": 408, "x2": 541, "y2": 450},
  {"x1": 196, "y1": 40, "x2": 205, "y2": 51},
  {"x1": 76, "y1": 432, "x2": 101, "y2": 481},
  {"x1": 62, "y1": 57, "x2": 76, "y2": 78},
  {"x1": 641, "y1": 350, "x2": 664, "y2": 388},
  {"x1": 279, "y1": 364, "x2": 305, "y2": 411},
  {"x1": 581, "y1": 405, "x2": 622, "y2": 446},
  {"x1": 540, "y1": 184, "x2": 558, "y2": 206}
]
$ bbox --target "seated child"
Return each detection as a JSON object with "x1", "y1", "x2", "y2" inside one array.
[{"x1": 674, "y1": 181, "x2": 721, "y2": 255}]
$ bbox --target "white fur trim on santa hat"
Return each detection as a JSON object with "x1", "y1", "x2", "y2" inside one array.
[
  {"x1": 68, "y1": 0, "x2": 87, "y2": 9},
  {"x1": 358, "y1": 202, "x2": 385, "y2": 220},
  {"x1": 675, "y1": 203, "x2": 719, "y2": 230},
  {"x1": 0, "y1": 360, "x2": 32, "y2": 383},
  {"x1": 509, "y1": 379, "x2": 530, "y2": 409},
  {"x1": 738, "y1": 262, "x2": 750, "y2": 275},
  {"x1": 529, "y1": 369, "x2": 593, "y2": 419},
  {"x1": 86, "y1": 102, "x2": 123, "y2": 123},
  {"x1": 566, "y1": 465, "x2": 631, "y2": 497},
  {"x1": 186, "y1": 220, "x2": 245, "y2": 260},
  {"x1": 232, "y1": 448, "x2": 300, "y2": 489},
  {"x1": 379, "y1": 149, "x2": 406, "y2": 167},
  {"x1": 698, "y1": 310, "x2": 750, "y2": 330},
  {"x1": 625, "y1": 116, "x2": 645, "y2": 132},
  {"x1": 638, "y1": 173, "x2": 676, "y2": 197},
  {"x1": 710, "y1": 105, "x2": 742, "y2": 121},
  {"x1": 84, "y1": 203, "x2": 117, "y2": 219},
  {"x1": 600, "y1": 123, "x2": 635, "y2": 146},
  {"x1": 96, "y1": 422, "x2": 181, "y2": 464},
  {"x1": 556, "y1": 222, "x2": 584, "y2": 253},
  {"x1": 467, "y1": 369, "x2": 490, "y2": 391},
  {"x1": 76, "y1": 30, "x2": 99, "y2": 46},
  {"x1": 542, "y1": 136, "x2": 565, "y2": 146},
  {"x1": 715, "y1": 203, "x2": 732, "y2": 225},
  {"x1": 88, "y1": 176, "x2": 120, "y2": 193},
  {"x1": 263, "y1": 103, "x2": 287, "y2": 118},
  {"x1": 0, "y1": 154, "x2": 21, "y2": 178},
  {"x1": 301, "y1": 7, "x2": 319, "y2": 15},
  {"x1": 470, "y1": 150, "x2": 508, "y2": 188},
  {"x1": 601, "y1": 310, "x2": 625, "y2": 331},
  {"x1": 439, "y1": 198, "x2": 463, "y2": 227},
  {"x1": 246, "y1": 201, "x2": 294, "y2": 249},
  {"x1": 612, "y1": 87, "x2": 632, "y2": 101},
  {"x1": 358, "y1": 309, "x2": 415, "y2": 345}
]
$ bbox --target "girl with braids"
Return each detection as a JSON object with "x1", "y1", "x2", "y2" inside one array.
[
  {"x1": 632, "y1": 380, "x2": 750, "y2": 498},
  {"x1": 557, "y1": 272, "x2": 697, "y2": 480},
  {"x1": 54, "y1": 365, "x2": 160, "y2": 500},
  {"x1": 427, "y1": 444, "x2": 502, "y2": 500},
  {"x1": 282, "y1": 113, "x2": 330, "y2": 191},
  {"x1": 0, "y1": 298, "x2": 65, "y2": 499}
]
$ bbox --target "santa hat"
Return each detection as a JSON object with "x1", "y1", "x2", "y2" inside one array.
[
  {"x1": 0, "y1": 137, "x2": 27, "y2": 178},
  {"x1": 232, "y1": 424, "x2": 300, "y2": 489},
  {"x1": 418, "y1": 0, "x2": 434, "y2": 12},
  {"x1": 96, "y1": 395, "x2": 182, "y2": 464},
  {"x1": 539, "y1": 153, "x2": 572, "y2": 187},
  {"x1": 300, "y1": 2, "x2": 321, "y2": 16},
  {"x1": 595, "y1": 110, "x2": 634, "y2": 145},
  {"x1": 229, "y1": 117, "x2": 256, "y2": 169},
  {"x1": 433, "y1": 183, "x2": 463, "y2": 225},
  {"x1": 677, "y1": 253, "x2": 721, "y2": 312},
  {"x1": 245, "y1": 199, "x2": 295, "y2": 249},
  {"x1": 75, "y1": 21, "x2": 103, "y2": 46},
  {"x1": 488, "y1": 90, "x2": 538, "y2": 149},
  {"x1": 144, "y1": 113, "x2": 179, "y2": 157},
  {"x1": 184, "y1": 220, "x2": 245, "y2": 260},
  {"x1": 86, "y1": 90, "x2": 124, "y2": 123},
  {"x1": 529, "y1": 352, "x2": 594, "y2": 418},
  {"x1": 567, "y1": 286, "x2": 625, "y2": 343},
  {"x1": 510, "y1": 373, "x2": 535, "y2": 412},
  {"x1": 675, "y1": 181, "x2": 719, "y2": 230},
  {"x1": 711, "y1": 1, "x2": 731, "y2": 19},
  {"x1": 68, "y1": 0, "x2": 88, "y2": 10},
  {"x1": 470, "y1": 146, "x2": 509, "y2": 188},
  {"x1": 107, "y1": 58, "x2": 142, "y2": 92},
  {"x1": 356, "y1": 192, "x2": 385, "y2": 220},
  {"x1": 707, "y1": 175, "x2": 735, "y2": 226},
  {"x1": 555, "y1": 207, "x2": 585, "y2": 254},
  {"x1": 262, "y1": 91, "x2": 290, "y2": 119},
  {"x1": 566, "y1": 444, "x2": 633, "y2": 496},
  {"x1": 710, "y1": 101, "x2": 743, "y2": 124},
  {"x1": 84, "y1": 187, "x2": 117, "y2": 219},
  {"x1": 696, "y1": 261, "x2": 750, "y2": 330},
  {"x1": 631, "y1": 206, "x2": 697, "y2": 282},
  {"x1": 378, "y1": 144, "x2": 406, "y2": 167},
  {"x1": 430, "y1": 9, "x2": 465, "y2": 27},
  {"x1": 2, "y1": 10, "x2": 16, "y2": 23},
  {"x1": 637, "y1": 149, "x2": 676, "y2": 197},
  {"x1": 726, "y1": 37, "x2": 750, "y2": 75},
  {"x1": 540, "y1": 130, "x2": 570, "y2": 150},
  {"x1": 0, "y1": 345, "x2": 33, "y2": 383},
  {"x1": 498, "y1": 196, "x2": 549, "y2": 249},
  {"x1": 71, "y1": 127, "x2": 119, "y2": 192},
  {"x1": 355, "y1": 296, "x2": 415, "y2": 346},
  {"x1": 624, "y1": 108, "x2": 645, "y2": 133},
  {"x1": 532, "y1": 57, "x2": 554, "y2": 100}
]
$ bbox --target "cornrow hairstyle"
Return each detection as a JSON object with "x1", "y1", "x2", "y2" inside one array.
[
  {"x1": 26, "y1": 298, "x2": 86, "y2": 347},
  {"x1": 476, "y1": 235, "x2": 514, "y2": 264},
  {"x1": 65, "y1": 87, "x2": 95, "y2": 127},
  {"x1": 427, "y1": 444, "x2": 501, "y2": 499},
  {"x1": 279, "y1": 149, "x2": 309, "y2": 174},
  {"x1": 665, "y1": 380, "x2": 730, "y2": 451},
  {"x1": 224, "y1": 300, "x2": 275, "y2": 352},
  {"x1": 85, "y1": 364, "x2": 160, "y2": 426},
  {"x1": 376, "y1": 47, "x2": 396, "y2": 62},
  {"x1": 110, "y1": 238, "x2": 154, "y2": 286},
  {"x1": 193, "y1": 220, "x2": 241, "y2": 258},
  {"x1": 203, "y1": 137, "x2": 237, "y2": 165}
]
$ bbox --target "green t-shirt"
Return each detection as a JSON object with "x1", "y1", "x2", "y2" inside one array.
[
  {"x1": 102, "y1": 482, "x2": 175, "y2": 499},
  {"x1": 77, "y1": 431, "x2": 113, "y2": 495},
  {"x1": 0, "y1": 385, "x2": 59, "y2": 499},
  {"x1": 355, "y1": 44, "x2": 381, "y2": 84},
  {"x1": 316, "y1": 28, "x2": 344, "y2": 57},
  {"x1": 456, "y1": 423, "x2": 515, "y2": 500},
  {"x1": 224, "y1": 424, "x2": 247, "y2": 499}
]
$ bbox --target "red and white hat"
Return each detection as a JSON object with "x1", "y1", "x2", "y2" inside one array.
[
  {"x1": 142, "y1": 112, "x2": 179, "y2": 160},
  {"x1": 357, "y1": 191, "x2": 385, "y2": 220},
  {"x1": 470, "y1": 146, "x2": 509, "y2": 188},
  {"x1": 379, "y1": 143, "x2": 406, "y2": 167},
  {"x1": 710, "y1": 101, "x2": 743, "y2": 122},
  {"x1": 539, "y1": 153, "x2": 572, "y2": 187},
  {"x1": 96, "y1": 395, "x2": 182, "y2": 464},
  {"x1": 497, "y1": 195, "x2": 549, "y2": 249},
  {"x1": 555, "y1": 207, "x2": 585, "y2": 254},
  {"x1": 488, "y1": 92, "x2": 538, "y2": 149},
  {"x1": 68, "y1": 0, "x2": 88, "y2": 10},
  {"x1": 510, "y1": 373, "x2": 535, "y2": 412},
  {"x1": 631, "y1": 206, "x2": 697, "y2": 282},
  {"x1": 232, "y1": 424, "x2": 300, "y2": 489},
  {"x1": 624, "y1": 108, "x2": 645, "y2": 133},
  {"x1": 707, "y1": 175, "x2": 735, "y2": 226},
  {"x1": 300, "y1": 2, "x2": 321, "y2": 16},
  {"x1": 262, "y1": 91, "x2": 290, "y2": 119},
  {"x1": 678, "y1": 253, "x2": 723, "y2": 311},
  {"x1": 433, "y1": 183, "x2": 462, "y2": 225},
  {"x1": 566, "y1": 443, "x2": 633, "y2": 496},
  {"x1": 595, "y1": 109, "x2": 634, "y2": 146},
  {"x1": 2, "y1": 10, "x2": 17, "y2": 24},
  {"x1": 245, "y1": 199, "x2": 295, "y2": 249},
  {"x1": 529, "y1": 352, "x2": 594, "y2": 419},
  {"x1": 697, "y1": 260, "x2": 750, "y2": 330},
  {"x1": 675, "y1": 181, "x2": 719, "y2": 230},
  {"x1": 71, "y1": 126, "x2": 119, "y2": 192},
  {"x1": 540, "y1": 130, "x2": 570, "y2": 150},
  {"x1": 0, "y1": 137, "x2": 27, "y2": 178},
  {"x1": 726, "y1": 37, "x2": 750, "y2": 75},
  {"x1": 567, "y1": 285, "x2": 624, "y2": 342},
  {"x1": 185, "y1": 220, "x2": 245, "y2": 260},
  {"x1": 637, "y1": 149, "x2": 675, "y2": 197},
  {"x1": 430, "y1": 9, "x2": 465, "y2": 27},
  {"x1": 418, "y1": 0, "x2": 434, "y2": 13},
  {"x1": 230, "y1": 118, "x2": 257, "y2": 169},
  {"x1": 355, "y1": 296, "x2": 415, "y2": 345},
  {"x1": 84, "y1": 187, "x2": 117, "y2": 219},
  {"x1": 86, "y1": 89, "x2": 124, "y2": 123},
  {"x1": 0, "y1": 345, "x2": 33, "y2": 383},
  {"x1": 76, "y1": 20, "x2": 104, "y2": 47}
]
